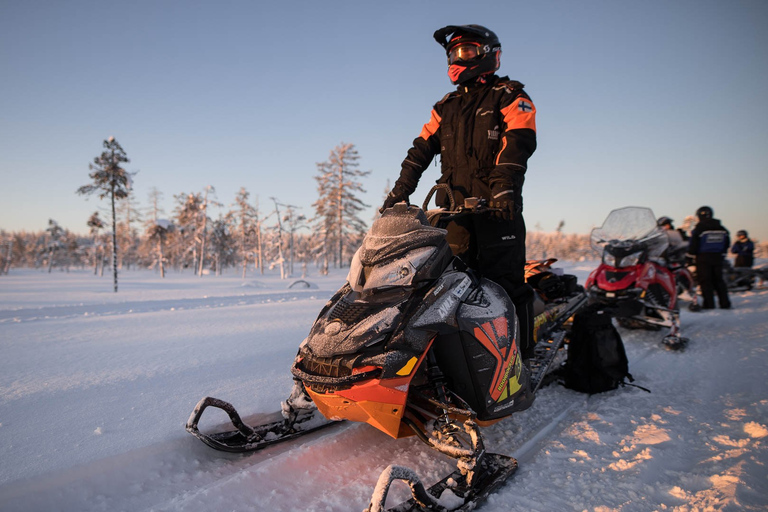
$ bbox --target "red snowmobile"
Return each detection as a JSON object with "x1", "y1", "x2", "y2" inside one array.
[
  {"x1": 585, "y1": 206, "x2": 689, "y2": 350},
  {"x1": 187, "y1": 189, "x2": 587, "y2": 511}
]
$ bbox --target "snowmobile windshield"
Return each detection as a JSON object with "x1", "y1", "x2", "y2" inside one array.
[
  {"x1": 590, "y1": 207, "x2": 668, "y2": 258},
  {"x1": 346, "y1": 203, "x2": 452, "y2": 300},
  {"x1": 348, "y1": 246, "x2": 439, "y2": 298}
]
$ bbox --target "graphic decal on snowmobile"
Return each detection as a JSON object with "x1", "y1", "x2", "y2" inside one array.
[
  {"x1": 532, "y1": 303, "x2": 567, "y2": 345},
  {"x1": 470, "y1": 318, "x2": 522, "y2": 403}
]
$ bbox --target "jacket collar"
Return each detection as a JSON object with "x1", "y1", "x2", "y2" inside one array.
[{"x1": 457, "y1": 73, "x2": 500, "y2": 93}]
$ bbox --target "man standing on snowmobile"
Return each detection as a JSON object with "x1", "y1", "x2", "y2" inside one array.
[
  {"x1": 687, "y1": 206, "x2": 731, "y2": 310},
  {"x1": 380, "y1": 24, "x2": 537, "y2": 357},
  {"x1": 730, "y1": 230, "x2": 754, "y2": 268}
]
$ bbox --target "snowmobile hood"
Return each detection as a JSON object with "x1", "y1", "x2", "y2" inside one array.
[{"x1": 359, "y1": 204, "x2": 447, "y2": 266}]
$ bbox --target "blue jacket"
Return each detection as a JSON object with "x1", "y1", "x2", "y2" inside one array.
[{"x1": 730, "y1": 239, "x2": 754, "y2": 267}]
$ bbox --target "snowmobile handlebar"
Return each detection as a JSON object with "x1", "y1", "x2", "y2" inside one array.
[{"x1": 422, "y1": 184, "x2": 500, "y2": 216}]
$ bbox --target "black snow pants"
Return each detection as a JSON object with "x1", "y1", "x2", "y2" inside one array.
[
  {"x1": 697, "y1": 256, "x2": 731, "y2": 309},
  {"x1": 444, "y1": 212, "x2": 535, "y2": 358}
]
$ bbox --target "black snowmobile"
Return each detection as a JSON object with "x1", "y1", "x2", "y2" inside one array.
[
  {"x1": 722, "y1": 259, "x2": 767, "y2": 291},
  {"x1": 187, "y1": 188, "x2": 587, "y2": 511}
]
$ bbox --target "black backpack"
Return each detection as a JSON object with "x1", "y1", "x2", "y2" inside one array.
[{"x1": 563, "y1": 304, "x2": 636, "y2": 394}]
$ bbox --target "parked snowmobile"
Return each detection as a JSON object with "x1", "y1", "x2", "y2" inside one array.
[
  {"x1": 722, "y1": 259, "x2": 767, "y2": 291},
  {"x1": 187, "y1": 190, "x2": 587, "y2": 511},
  {"x1": 585, "y1": 206, "x2": 689, "y2": 350}
]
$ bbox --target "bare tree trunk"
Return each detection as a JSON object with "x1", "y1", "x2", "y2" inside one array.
[
  {"x1": 241, "y1": 223, "x2": 248, "y2": 279},
  {"x1": 2, "y1": 240, "x2": 12, "y2": 275},
  {"x1": 92, "y1": 235, "x2": 99, "y2": 275},
  {"x1": 337, "y1": 163, "x2": 344, "y2": 267},
  {"x1": 111, "y1": 188, "x2": 118, "y2": 292},
  {"x1": 257, "y1": 221, "x2": 264, "y2": 275},
  {"x1": 272, "y1": 199, "x2": 286, "y2": 279},
  {"x1": 198, "y1": 187, "x2": 210, "y2": 277},
  {"x1": 157, "y1": 237, "x2": 165, "y2": 278}
]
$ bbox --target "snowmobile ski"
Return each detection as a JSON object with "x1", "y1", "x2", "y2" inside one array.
[
  {"x1": 185, "y1": 396, "x2": 339, "y2": 453},
  {"x1": 365, "y1": 453, "x2": 518, "y2": 512}
]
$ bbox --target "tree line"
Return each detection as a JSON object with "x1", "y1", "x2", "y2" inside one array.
[
  {"x1": 0, "y1": 139, "x2": 371, "y2": 288},
  {"x1": 1, "y1": 138, "x2": 764, "y2": 282}
]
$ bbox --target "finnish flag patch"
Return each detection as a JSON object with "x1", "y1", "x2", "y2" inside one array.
[{"x1": 518, "y1": 100, "x2": 533, "y2": 113}]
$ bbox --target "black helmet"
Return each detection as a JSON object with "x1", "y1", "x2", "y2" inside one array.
[
  {"x1": 696, "y1": 206, "x2": 713, "y2": 219},
  {"x1": 434, "y1": 25, "x2": 501, "y2": 85},
  {"x1": 657, "y1": 216, "x2": 673, "y2": 228},
  {"x1": 737, "y1": 230, "x2": 748, "y2": 238}
]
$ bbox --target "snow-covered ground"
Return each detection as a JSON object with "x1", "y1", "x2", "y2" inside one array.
[{"x1": 1, "y1": 263, "x2": 766, "y2": 511}]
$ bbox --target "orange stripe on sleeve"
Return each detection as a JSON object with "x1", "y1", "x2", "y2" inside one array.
[
  {"x1": 500, "y1": 97, "x2": 536, "y2": 132},
  {"x1": 419, "y1": 109, "x2": 442, "y2": 140}
]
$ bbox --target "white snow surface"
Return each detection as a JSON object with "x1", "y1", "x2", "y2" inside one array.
[{"x1": 1, "y1": 263, "x2": 767, "y2": 511}]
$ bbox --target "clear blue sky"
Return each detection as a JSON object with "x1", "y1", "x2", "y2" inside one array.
[{"x1": 2, "y1": 0, "x2": 767, "y2": 241}]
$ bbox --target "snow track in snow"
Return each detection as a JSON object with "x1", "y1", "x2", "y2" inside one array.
[{"x1": 0, "y1": 290, "x2": 325, "y2": 324}]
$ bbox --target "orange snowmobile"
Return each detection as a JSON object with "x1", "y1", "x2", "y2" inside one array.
[{"x1": 187, "y1": 190, "x2": 587, "y2": 511}]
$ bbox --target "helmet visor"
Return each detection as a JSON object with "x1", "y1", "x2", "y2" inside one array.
[{"x1": 448, "y1": 43, "x2": 483, "y2": 64}]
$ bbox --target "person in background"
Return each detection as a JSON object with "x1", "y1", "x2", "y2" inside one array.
[
  {"x1": 730, "y1": 230, "x2": 754, "y2": 268},
  {"x1": 657, "y1": 216, "x2": 688, "y2": 263},
  {"x1": 380, "y1": 24, "x2": 537, "y2": 357},
  {"x1": 687, "y1": 206, "x2": 731, "y2": 310}
]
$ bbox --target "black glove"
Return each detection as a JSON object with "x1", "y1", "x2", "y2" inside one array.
[
  {"x1": 489, "y1": 184, "x2": 516, "y2": 221},
  {"x1": 380, "y1": 182, "x2": 410, "y2": 213}
]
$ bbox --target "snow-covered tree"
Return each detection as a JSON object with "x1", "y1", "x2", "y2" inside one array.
[
  {"x1": 116, "y1": 188, "x2": 142, "y2": 270},
  {"x1": 196, "y1": 186, "x2": 218, "y2": 277},
  {"x1": 269, "y1": 198, "x2": 288, "y2": 279},
  {"x1": 209, "y1": 214, "x2": 235, "y2": 275},
  {"x1": 87, "y1": 212, "x2": 105, "y2": 275},
  {"x1": 171, "y1": 192, "x2": 203, "y2": 272},
  {"x1": 45, "y1": 219, "x2": 64, "y2": 273},
  {"x1": 77, "y1": 137, "x2": 133, "y2": 292},
  {"x1": 281, "y1": 204, "x2": 308, "y2": 276},
  {"x1": 140, "y1": 188, "x2": 171, "y2": 277},
  {"x1": 312, "y1": 143, "x2": 370, "y2": 268},
  {"x1": 232, "y1": 188, "x2": 261, "y2": 278},
  {"x1": 0, "y1": 235, "x2": 12, "y2": 275},
  {"x1": 144, "y1": 219, "x2": 173, "y2": 278}
]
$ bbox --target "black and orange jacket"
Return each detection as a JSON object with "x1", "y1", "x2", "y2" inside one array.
[{"x1": 397, "y1": 75, "x2": 537, "y2": 207}]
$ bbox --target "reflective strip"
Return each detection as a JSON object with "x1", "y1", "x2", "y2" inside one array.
[{"x1": 419, "y1": 109, "x2": 442, "y2": 140}]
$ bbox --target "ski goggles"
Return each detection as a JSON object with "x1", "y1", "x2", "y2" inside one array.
[{"x1": 448, "y1": 43, "x2": 485, "y2": 64}]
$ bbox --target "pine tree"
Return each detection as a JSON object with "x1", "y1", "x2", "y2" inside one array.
[
  {"x1": 77, "y1": 137, "x2": 133, "y2": 292},
  {"x1": 87, "y1": 212, "x2": 105, "y2": 275},
  {"x1": 209, "y1": 214, "x2": 235, "y2": 275},
  {"x1": 269, "y1": 198, "x2": 288, "y2": 279},
  {"x1": 142, "y1": 188, "x2": 171, "y2": 278},
  {"x1": 45, "y1": 219, "x2": 64, "y2": 273},
  {"x1": 197, "y1": 186, "x2": 216, "y2": 277},
  {"x1": 232, "y1": 188, "x2": 260, "y2": 278},
  {"x1": 312, "y1": 143, "x2": 370, "y2": 267}
]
